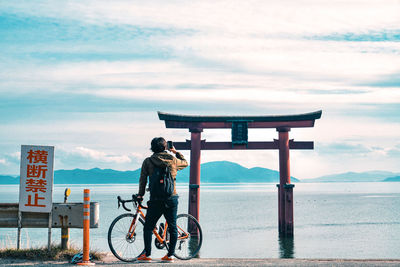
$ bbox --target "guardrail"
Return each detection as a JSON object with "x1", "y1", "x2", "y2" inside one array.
[
  {"x1": 0, "y1": 202, "x2": 99, "y2": 250},
  {"x1": 0, "y1": 203, "x2": 99, "y2": 228}
]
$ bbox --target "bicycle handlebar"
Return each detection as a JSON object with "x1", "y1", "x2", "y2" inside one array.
[{"x1": 117, "y1": 195, "x2": 148, "y2": 212}]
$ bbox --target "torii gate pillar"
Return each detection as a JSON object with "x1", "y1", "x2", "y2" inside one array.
[
  {"x1": 277, "y1": 127, "x2": 294, "y2": 236},
  {"x1": 188, "y1": 128, "x2": 202, "y2": 221}
]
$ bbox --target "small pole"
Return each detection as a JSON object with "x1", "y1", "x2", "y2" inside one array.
[
  {"x1": 48, "y1": 212, "x2": 52, "y2": 251},
  {"x1": 17, "y1": 211, "x2": 22, "y2": 249},
  {"x1": 77, "y1": 189, "x2": 95, "y2": 266},
  {"x1": 61, "y1": 188, "x2": 71, "y2": 250}
]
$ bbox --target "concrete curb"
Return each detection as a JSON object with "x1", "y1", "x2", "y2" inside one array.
[{"x1": 2, "y1": 258, "x2": 400, "y2": 267}]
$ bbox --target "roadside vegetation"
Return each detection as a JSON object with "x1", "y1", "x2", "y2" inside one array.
[{"x1": 0, "y1": 245, "x2": 104, "y2": 261}]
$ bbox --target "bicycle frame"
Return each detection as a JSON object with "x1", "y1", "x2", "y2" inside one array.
[
  {"x1": 127, "y1": 201, "x2": 170, "y2": 245},
  {"x1": 128, "y1": 201, "x2": 189, "y2": 245}
]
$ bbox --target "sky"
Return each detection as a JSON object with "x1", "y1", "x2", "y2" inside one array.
[{"x1": 0, "y1": 0, "x2": 399, "y2": 179}]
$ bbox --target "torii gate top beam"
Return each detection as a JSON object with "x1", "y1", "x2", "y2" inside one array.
[{"x1": 158, "y1": 110, "x2": 322, "y2": 129}]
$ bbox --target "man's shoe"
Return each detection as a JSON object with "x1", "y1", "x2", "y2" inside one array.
[
  {"x1": 161, "y1": 254, "x2": 174, "y2": 262},
  {"x1": 137, "y1": 253, "x2": 152, "y2": 262}
]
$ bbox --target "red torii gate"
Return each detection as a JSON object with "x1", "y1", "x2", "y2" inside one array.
[{"x1": 158, "y1": 110, "x2": 322, "y2": 236}]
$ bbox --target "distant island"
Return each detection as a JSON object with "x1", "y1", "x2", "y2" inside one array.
[
  {"x1": 0, "y1": 161, "x2": 399, "y2": 184},
  {"x1": 302, "y1": 170, "x2": 400, "y2": 183},
  {"x1": 384, "y1": 176, "x2": 400, "y2": 182}
]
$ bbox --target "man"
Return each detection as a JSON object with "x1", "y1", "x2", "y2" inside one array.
[{"x1": 136, "y1": 137, "x2": 188, "y2": 262}]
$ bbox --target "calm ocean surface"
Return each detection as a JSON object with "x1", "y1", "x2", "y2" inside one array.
[{"x1": 0, "y1": 182, "x2": 399, "y2": 259}]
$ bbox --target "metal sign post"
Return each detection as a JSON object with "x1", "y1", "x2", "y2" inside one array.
[
  {"x1": 17, "y1": 211, "x2": 22, "y2": 249},
  {"x1": 48, "y1": 212, "x2": 52, "y2": 251}
]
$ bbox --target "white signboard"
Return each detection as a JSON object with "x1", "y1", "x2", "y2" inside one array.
[{"x1": 19, "y1": 145, "x2": 54, "y2": 213}]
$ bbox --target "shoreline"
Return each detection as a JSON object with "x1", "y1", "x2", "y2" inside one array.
[{"x1": 2, "y1": 256, "x2": 400, "y2": 267}]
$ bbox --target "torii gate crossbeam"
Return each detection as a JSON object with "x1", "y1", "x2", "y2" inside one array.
[{"x1": 158, "y1": 110, "x2": 322, "y2": 236}]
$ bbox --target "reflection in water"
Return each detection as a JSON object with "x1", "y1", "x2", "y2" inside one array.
[
  {"x1": 279, "y1": 235, "x2": 295, "y2": 258},
  {"x1": 174, "y1": 215, "x2": 202, "y2": 259},
  {"x1": 189, "y1": 236, "x2": 200, "y2": 258}
]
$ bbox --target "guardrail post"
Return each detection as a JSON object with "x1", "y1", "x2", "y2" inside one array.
[
  {"x1": 61, "y1": 188, "x2": 71, "y2": 250},
  {"x1": 17, "y1": 211, "x2": 22, "y2": 249},
  {"x1": 47, "y1": 212, "x2": 52, "y2": 251},
  {"x1": 77, "y1": 189, "x2": 95, "y2": 266},
  {"x1": 61, "y1": 216, "x2": 69, "y2": 249}
]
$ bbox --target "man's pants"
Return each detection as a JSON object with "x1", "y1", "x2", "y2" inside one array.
[{"x1": 143, "y1": 196, "x2": 178, "y2": 257}]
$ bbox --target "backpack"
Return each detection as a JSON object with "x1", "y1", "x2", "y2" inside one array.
[{"x1": 149, "y1": 166, "x2": 174, "y2": 200}]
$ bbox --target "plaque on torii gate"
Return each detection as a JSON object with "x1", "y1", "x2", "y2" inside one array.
[{"x1": 158, "y1": 110, "x2": 322, "y2": 236}]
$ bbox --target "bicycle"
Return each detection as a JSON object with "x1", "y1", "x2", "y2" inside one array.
[{"x1": 108, "y1": 194, "x2": 203, "y2": 262}]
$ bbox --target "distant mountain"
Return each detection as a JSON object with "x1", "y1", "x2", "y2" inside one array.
[
  {"x1": 0, "y1": 175, "x2": 19, "y2": 184},
  {"x1": 304, "y1": 171, "x2": 400, "y2": 183},
  {"x1": 0, "y1": 161, "x2": 297, "y2": 184},
  {"x1": 175, "y1": 161, "x2": 299, "y2": 183},
  {"x1": 384, "y1": 176, "x2": 400, "y2": 182},
  {"x1": 55, "y1": 168, "x2": 141, "y2": 184}
]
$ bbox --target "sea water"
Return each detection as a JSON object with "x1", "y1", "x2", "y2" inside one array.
[{"x1": 0, "y1": 183, "x2": 399, "y2": 259}]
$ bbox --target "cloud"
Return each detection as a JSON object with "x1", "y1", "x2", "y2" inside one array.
[
  {"x1": 315, "y1": 142, "x2": 400, "y2": 159},
  {"x1": 93, "y1": 87, "x2": 400, "y2": 106},
  {"x1": 2, "y1": 1, "x2": 400, "y2": 106},
  {"x1": 3, "y1": 0, "x2": 400, "y2": 35},
  {"x1": 364, "y1": 73, "x2": 400, "y2": 88},
  {"x1": 309, "y1": 29, "x2": 400, "y2": 42},
  {"x1": 0, "y1": 13, "x2": 194, "y2": 43},
  {"x1": 2, "y1": 58, "x2": 399, "y2": 109},
  {"x1": 317, "y1": 142, "x2": 372, "y2": 155},
  {"x1": 387, "y1": 144, "x2": 400, "y2": 157},
  {"x1": 0, "y1": 146, "x2": 148, "y2": 174},
  {"x1": 4, "y1": 152, "x2": 20, "y2": 164},
  {"x1": 0, "y1": 152, "x2": 20, "y2": 174},
  {"x1": 74, "y1": 146, "x2": 131, "y2": 164},
  {"x1": 0, "y1": 13, "x2": 189, "y2": 64},
  {"x1": 55, "y1": 146, "x2": 145, "y2": 170}
]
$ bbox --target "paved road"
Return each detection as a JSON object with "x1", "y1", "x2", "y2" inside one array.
[{"x1": 2, "y1": 258, "x2": 400, "y2": 267}]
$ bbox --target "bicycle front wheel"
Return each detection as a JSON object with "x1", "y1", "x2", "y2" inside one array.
[
  {"x1": 108, "y1": 213, "x2": 144, "y2": 262},
  {"x1": 172, "y1": 213, "x2": 203, "y2": 260}
]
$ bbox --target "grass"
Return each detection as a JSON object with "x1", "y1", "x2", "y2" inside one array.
[{"x1": 0, "y1": 245, "x2": 105, "y2": 261}]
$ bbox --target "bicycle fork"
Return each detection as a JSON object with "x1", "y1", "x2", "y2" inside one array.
[{"x1": 127, "y1": 212, "x2": 144, "y2": 241}]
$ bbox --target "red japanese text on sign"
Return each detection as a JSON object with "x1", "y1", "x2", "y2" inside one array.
[
  {"x1": 24, "y1": 193, "x2": 46, "y2": 207},
  {"x1": 26, "y1": 165, "x2": 48, "y2": 178},
  {"x1": 25, "y1": 178, "x2": 47, "y2": 193},
  {"x1": 27, "y1": 150, "x2": 48, "y2": 164}
]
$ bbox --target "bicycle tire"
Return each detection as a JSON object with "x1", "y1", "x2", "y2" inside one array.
[
  {"x1": 171, "y1": 213, "x2": 203, "y2": 260},
  {"x1": 108, "y1": 213, "x2": 145, "y2": 262}
]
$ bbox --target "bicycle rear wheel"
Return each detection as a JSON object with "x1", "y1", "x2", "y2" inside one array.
[
  {"x1": 172, "y1": 213, "x2": 203, "y2": 260},
  {"x1": 108, "y1": 213, "x2": 144, "y2": 262}
]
